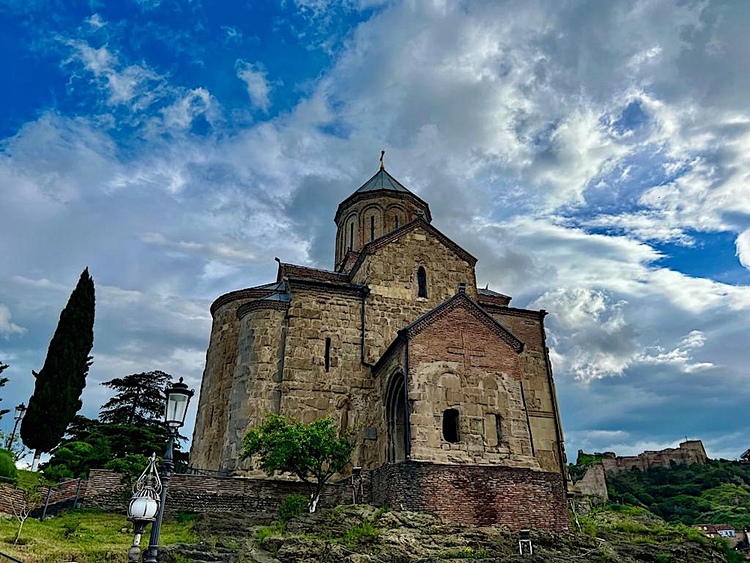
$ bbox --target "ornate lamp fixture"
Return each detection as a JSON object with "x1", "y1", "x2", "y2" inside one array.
[
  {"x1": 5, "y1": 402, "x2": 26, "y2": 450},
  {"x1": 127, "y1": 453, "x2": 160, "y2": 562},
  {"x1": 143, "y1": 377, "x2": 194, "y2": 563}
]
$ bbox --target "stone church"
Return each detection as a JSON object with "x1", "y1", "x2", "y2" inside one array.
[{"x1": 190, "y1": 162, "x2": 570, "y2": 530}]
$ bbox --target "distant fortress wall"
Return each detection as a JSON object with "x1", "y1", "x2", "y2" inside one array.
[{"x1": 600, "y1": 440, "x2": 708, "y2": 474}]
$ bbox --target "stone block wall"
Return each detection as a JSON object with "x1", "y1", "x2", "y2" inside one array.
[
  {"x1": 351, "y1": 225, "x2": 478, "y2": 360},
  {"x1": 486, "y1": 307, "x2": 566, "y2": 475},
  {"x1": 191, "y1": 292, "x2": 258, "y2": 470},
  {"x1": 82, "y1": 470, "x2": 352, "y2": 516},
  {"x1": 572, "y1": 463, "x2": 609, "y2": 499},
  {"x1": 407, "y1": 306, "x2": 537, "y2": 468},
  {"x1": 369, "y1": 461, "x2": 570, "y2": 531}
]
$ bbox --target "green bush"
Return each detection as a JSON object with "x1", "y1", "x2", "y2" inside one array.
[
  {"x1": 0, "y1": 449, "x2": 17, "y2": 482},
  {"x1": 279, "y1": 493, "x2": 308, "y2": 525},
  {"x1": 342, "y1": 522, "x2": 379, "y2": 547}
]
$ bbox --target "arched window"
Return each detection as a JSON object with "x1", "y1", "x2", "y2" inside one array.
[
  {"x1": 417, "y1": 266, "x2": 427, "y2": 298},
  {"x1": 349, "y1": 222, "x2": 355, "y2": 250},
  {"x1": 443, "y1": 409, "x2": 460, "y2": 443},
  {"x1": 370, "y1": 215, "x2": 375, "y2": 241}
]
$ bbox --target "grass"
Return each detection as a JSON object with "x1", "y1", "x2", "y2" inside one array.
[
  {"x1": 437, "y1": 546, "x2": 488, "y2": 559},
  {"x1": 0, "y1": 508, "x2": 196, "y2": 563}
]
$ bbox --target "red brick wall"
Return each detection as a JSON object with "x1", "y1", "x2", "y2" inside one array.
[{"x1": 370, "y1": 462, "x2": 570, "y2": 531}]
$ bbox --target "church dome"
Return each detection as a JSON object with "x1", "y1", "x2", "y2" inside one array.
[{"x1": 334, "y1": 164, "x2": 432, "y2": 269}]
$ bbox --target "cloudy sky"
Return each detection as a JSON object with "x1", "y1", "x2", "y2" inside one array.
[{"x1": 1, "y1": 0, "x2": 749, "y2": 464}]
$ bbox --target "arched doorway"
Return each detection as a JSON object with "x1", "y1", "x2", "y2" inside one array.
[{"x1": 385, "y1": 372, "x2": 407, "y2": 462}]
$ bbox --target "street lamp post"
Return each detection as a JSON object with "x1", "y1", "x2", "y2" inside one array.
[
  {"x1": 142, "y1": 377, "x2": 194, "y2": 563},
  {"x1": 6, "y1": 403, "x2": 26, "y2": 450},
  {"x1": 126, "y1": 453, "x2": 160, "y2": 563}
]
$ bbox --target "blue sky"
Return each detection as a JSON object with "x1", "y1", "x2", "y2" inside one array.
[{"x1": 1, "y1": 0, "x2": 750, "y2": 465}]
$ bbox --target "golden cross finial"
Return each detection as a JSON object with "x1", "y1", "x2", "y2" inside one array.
[{"x1": 380, "y1": 150, "x2": 385, "y2": 170}]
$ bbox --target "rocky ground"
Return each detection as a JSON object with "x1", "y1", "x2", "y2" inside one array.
[{"x1": 163, "y1": 504, "x2": 730, "y2": 563}]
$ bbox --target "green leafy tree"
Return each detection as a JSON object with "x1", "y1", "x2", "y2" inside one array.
[
  {"x1": 241, "y1": 414, "x2": 355, "y2": 512},
  {"x1": 21, "y1": 268, "x2": 95, "y2": 470},
  {"x1": 0, "y1": 360, "x2": 9, "y2": 420}
]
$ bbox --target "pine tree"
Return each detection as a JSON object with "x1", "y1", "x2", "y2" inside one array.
[
  {"x1": 21, "y1": 268, "x2": 95, "y2": 470},
  {"x1": 99, "y1": 370, "x2": 172, "y2": 426}
]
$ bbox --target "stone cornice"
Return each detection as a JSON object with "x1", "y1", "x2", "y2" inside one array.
[
  {"x1": 211, "y1": 286, "x2": 276, "y2": 316},
  {"x1": 284, "y1": 277, "x2": 367, "y2": 296},
  {"x1": 237, "y1": 299, "x2": 290, "y2": 320},
  {"x1": 480, "y1": 304, "x2": 547, "y2": 320},
  {"x1": 335, "y1": 190, "x2": 432, "y2": 224}
]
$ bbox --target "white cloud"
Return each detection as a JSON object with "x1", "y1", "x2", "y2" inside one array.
[
  {"x1": 638, "y1": 330, "x2": 714, "y2": 373},
  {"x1": 736, "y1": 229, "x2": 750, "y2": 270},
  {"x1": 0, "y1": 305, "x2": 26, "y2": 338},
  {"x1": 64, "y1": 41, "x2": 166, "y2": 109},
  {"x1": 236, "y1": 61, "x2": 272, "y2": 112}
]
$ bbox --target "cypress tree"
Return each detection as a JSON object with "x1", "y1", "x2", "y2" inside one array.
[{"x1": 21, "y1": 268, "x2": 95, "y2": 470}]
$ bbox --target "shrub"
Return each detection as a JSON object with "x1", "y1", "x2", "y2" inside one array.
[
  {"x1": 343, "y1": 522, "x2": 379, "y2": 547},
  {"x1": 279, "y1": 494, "x2": 308, "y2": 527},
  {"x1": 0, "y1": 449, "x2": 17, "y2": 482}
]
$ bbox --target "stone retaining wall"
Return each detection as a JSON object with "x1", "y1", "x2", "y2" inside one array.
[{"x1": 82, "y1": 470, "x2": 353, "y2": 516}]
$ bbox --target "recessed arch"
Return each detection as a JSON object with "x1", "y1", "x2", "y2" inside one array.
[{"x1": 385, "y1": 372, "x2": 408, "y2": 463}]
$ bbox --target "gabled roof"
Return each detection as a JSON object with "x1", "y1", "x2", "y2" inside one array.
[
  {"x1": 347, "y1": 217, "x2": 477, "y2": 277},
  {"x1": 373, "y1": 290, "x2": 524, "y2": 373},
  {"x1": 402, "y1": 291, "x2": 524, "y2": 353}
]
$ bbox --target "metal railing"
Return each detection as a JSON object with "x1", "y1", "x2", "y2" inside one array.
[{"x1": 0, "y1": 551, "x2": 24, "y2": 562}]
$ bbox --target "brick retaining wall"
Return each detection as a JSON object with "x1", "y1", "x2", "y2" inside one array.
[
  {"x1": 5, "y1": 464, "x2": 568, "y2": 531},
  {"x1": 370, "y1": 461, "x2": 570, "y2": 531},
  {"x1": 82, "y1": 470, "x2": 353, "y2": 516}
]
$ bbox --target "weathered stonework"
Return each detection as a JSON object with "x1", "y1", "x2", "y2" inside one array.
[
  {"x1": 600, "y1": 440, "x2": 708, "y2": 474},
  {"x1": 190, "y1": 165, "x2": 569, "y2": 529}
]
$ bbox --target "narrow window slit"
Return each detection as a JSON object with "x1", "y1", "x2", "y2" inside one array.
[
  {"x1": 324, "y1": 337, "x2": 331, "y2": 372},
  {"x1": 443, "y1": 408, "x2": 460, "y2": 443},
  {"x1": 417, "y1": 266, "x2": 427, "y2": 298}
]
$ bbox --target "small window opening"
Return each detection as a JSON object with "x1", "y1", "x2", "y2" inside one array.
[
  {"x1": 394, "y1": 216, "x2": 399, "y2": 229},
  {"x1": 495, "y1": 414, "x2": 502, "y2": 443},
  {"x1": 370, "y1": 215, "x2": 375, "y2": 241},
  {"x1": 443, "y1": 408, "x2": 460, "y2": 443},
  {"x1": 324, "y1": 337, "x2": 331, "y2": 372},
  {"x1": 417, "y1": 266, "x2": 427, "y2": 298},
  {"x1": 349, "y1": 223, "x2": 354, "y2": 250}
]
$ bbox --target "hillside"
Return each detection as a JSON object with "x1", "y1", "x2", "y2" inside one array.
[
  {"x1": 604, "y1": 459, "x2": 750, "y2": 528},
  {"x1": 164, "y1": 504, "x2": 731, "y2": 562}
]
